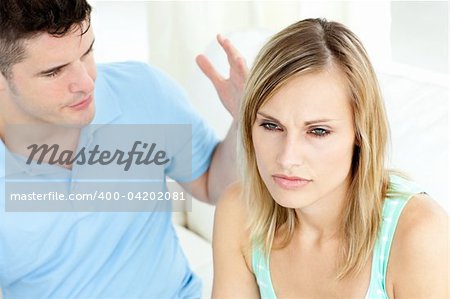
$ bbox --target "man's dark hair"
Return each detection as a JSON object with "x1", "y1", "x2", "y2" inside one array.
[{"x1": 0, "y1": 0, "x2": 92, "y2": 78}]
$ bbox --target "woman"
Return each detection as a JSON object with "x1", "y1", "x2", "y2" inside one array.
[{"x1": 212, "y1": 18, "x2": 448, "y2": 298}]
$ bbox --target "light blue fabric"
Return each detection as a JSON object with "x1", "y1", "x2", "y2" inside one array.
[
  {"x1": 252, "y1": 174, "x2": 424, "y2": 299},
  {"x1": 365, "y1": 175, "x2": 424, "y2": 298},
  {"x1": 0, "y1": 62, "x2": 219, "y2": 298}
]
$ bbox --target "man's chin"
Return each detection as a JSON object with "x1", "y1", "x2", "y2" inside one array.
[{"x1": 60, "y1": 106, "x2": 96, "y2": 128}]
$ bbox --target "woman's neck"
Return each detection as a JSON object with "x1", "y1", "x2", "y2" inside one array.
[{"x1": 294, "y1": 178, "x2": 351, "y2": 243}]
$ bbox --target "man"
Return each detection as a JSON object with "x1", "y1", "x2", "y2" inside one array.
[{"x1": 0, "y1": 0, "x2": 247, "y2": 298}]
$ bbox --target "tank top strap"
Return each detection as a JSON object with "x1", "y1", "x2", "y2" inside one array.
[
  {"x1": 252, "y1": 242, "x2": 278, "y2": 298},
  {"x1": 366, "y1": 174, "x2": 425, "y2": 298}
]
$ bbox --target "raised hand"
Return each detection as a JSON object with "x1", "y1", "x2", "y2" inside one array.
[{"x1": 196, "y1": 34, "x2": 248, "y2": 118}]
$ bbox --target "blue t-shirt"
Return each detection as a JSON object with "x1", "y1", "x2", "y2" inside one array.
[{"x1": 0, "y1": 62, "x2": 219, "y2": 298}]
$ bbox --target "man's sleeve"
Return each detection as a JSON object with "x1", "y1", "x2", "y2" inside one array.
[{"x1": 139, "y1": 64, "x2": 220, "y2": 183}]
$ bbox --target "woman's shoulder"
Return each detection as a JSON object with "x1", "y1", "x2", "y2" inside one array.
[
  {"x1": 213, "y1": 182, "x2": 254, "y2": 273},
  {"x1": 388, "y1": 193, "x2": 448, "y2": 296},
  {"x1": 214, "y1": 182, "x2": 250, "y2": 244},
  {"x1": 215, "y1": 182, "x2": 248, "y2": 229},
  {"x1": 214, "y1": 183, "x2": 249, "y2": 245},
  {"x1": 396, "y1": 193, "x2": 448, "y2": 242},
  {"x1": 386, "y1": 174, "x2": 447, "y2": 236},
  {"x1": 216, "y1": 182, "x2": 245, "y2": 208}
]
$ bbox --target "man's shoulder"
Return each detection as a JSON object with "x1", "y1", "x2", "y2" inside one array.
[
  {"x1": 93, "y1": 61, "x2": 195, "y2": 123},
  {"x1": 96, "y1": 61, "x2": 182, "y2": 96},
  {"x1": 97, "y1": 61, "x2": 159, "y2": 82}
]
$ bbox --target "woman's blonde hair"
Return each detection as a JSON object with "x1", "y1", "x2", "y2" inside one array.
[{"x1": 240, "y1": 18, "x2": 390, "y2": 279}]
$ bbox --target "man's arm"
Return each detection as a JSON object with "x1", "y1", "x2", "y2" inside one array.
[{"x1": 181, "y1": 34, "x2": 248, "y2": 204}]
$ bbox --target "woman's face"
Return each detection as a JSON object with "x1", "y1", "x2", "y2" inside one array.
[{"x1": 252, "y1": 66, "x2": 356, "y2": 209}]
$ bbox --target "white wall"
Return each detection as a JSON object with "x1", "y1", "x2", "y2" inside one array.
[
  {"x1": 391, "y1": 1, "x2": 448, "y2": 73},
  {"x1": 90, "y1": 1, "x2": 448, "y2": 72},
  {"x1": 90, "y1": 1, "x2": 150, "y2": 63}
]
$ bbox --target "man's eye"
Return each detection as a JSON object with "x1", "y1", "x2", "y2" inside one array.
[
  {"x1": 309, "y1": 128, "x2": 330, "y2": 137},
  {"x1": 44, "y1": 69, "x2": 61, "y2": 78},
  {"x1": 260, "y1": 122, "x2": 281, "y2": 131}
]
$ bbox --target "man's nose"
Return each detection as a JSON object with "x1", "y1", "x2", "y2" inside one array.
[{"x1": 68, "y1": 62, "x2": 95, "y2": 94}]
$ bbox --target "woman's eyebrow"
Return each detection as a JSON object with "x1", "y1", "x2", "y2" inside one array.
[
  {"x1": 257, "y1": 112, "x2": 337, "y2": 125},
  {"x1": 256, "y1": 112, "x2": 280, "y2": 122},
  {"x1": 304, "y1": 119, "x2": 337, "y2": 126}
]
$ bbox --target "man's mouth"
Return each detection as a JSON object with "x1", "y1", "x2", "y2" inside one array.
[{"x1": 68, "y1": 95, "x2": 93, "y2": 110}]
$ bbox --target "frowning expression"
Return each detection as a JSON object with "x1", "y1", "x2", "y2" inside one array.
[{"x1": 252, "y1": 66, "x2": 356, "y2": 210}]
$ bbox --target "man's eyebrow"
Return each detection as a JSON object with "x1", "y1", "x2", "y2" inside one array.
[
  {"x1": 257, "y1": 112, "x2": 336, "y2": 125},
  {"x1": 35, "y1": 38, "x2": 95, "y2": 76}
]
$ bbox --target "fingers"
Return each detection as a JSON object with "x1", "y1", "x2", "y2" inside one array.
[
  {"x1": 217, "y1": 34, "x2": 248, "y2": 73},
  {"x1": 195, "y1": 54, "x2": 224, "y2": 88},
  {"x1": 235, "y1": 56, "x2": 249, "y2": 78}
]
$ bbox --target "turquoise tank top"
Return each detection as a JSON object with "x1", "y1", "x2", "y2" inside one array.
[{"x1": 252, "y1": 175, "x2": 424, "y2": 299}]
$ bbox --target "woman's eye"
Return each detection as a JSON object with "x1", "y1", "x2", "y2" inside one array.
[
  {"x1": 309, "y1": 128, "x2": 330, "y2": 137},
  {"x1": 261, "y1": 122, "x2": 281, "y2": 131}
]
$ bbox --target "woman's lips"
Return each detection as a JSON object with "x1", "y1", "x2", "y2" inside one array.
[
  {"x1": 272, "y1": 174, "x2": 312, "y2": 190},
  {"x1": 68, "y1": 95, "x2": 92, "y2": 110}
]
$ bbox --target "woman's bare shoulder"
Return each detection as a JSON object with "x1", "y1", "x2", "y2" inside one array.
[
  {"x1": 212, "y1": 182, "x2": 260, "y2": 297},
  {"x1": 217, "y1": 182, "x2": 245, "y2": 206},
  {"x1": 215, "y1": 182, "x2": 248, "y2": 225},
  {"x1": 388, "y1": 193, "x2": 449, "y2": 297},
  {"x1": 396, "y1": 193, "x2": 448, "y2": 238},
  {"x1": 214, "y1": 182, "x2": 251, "y2": 250}
]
